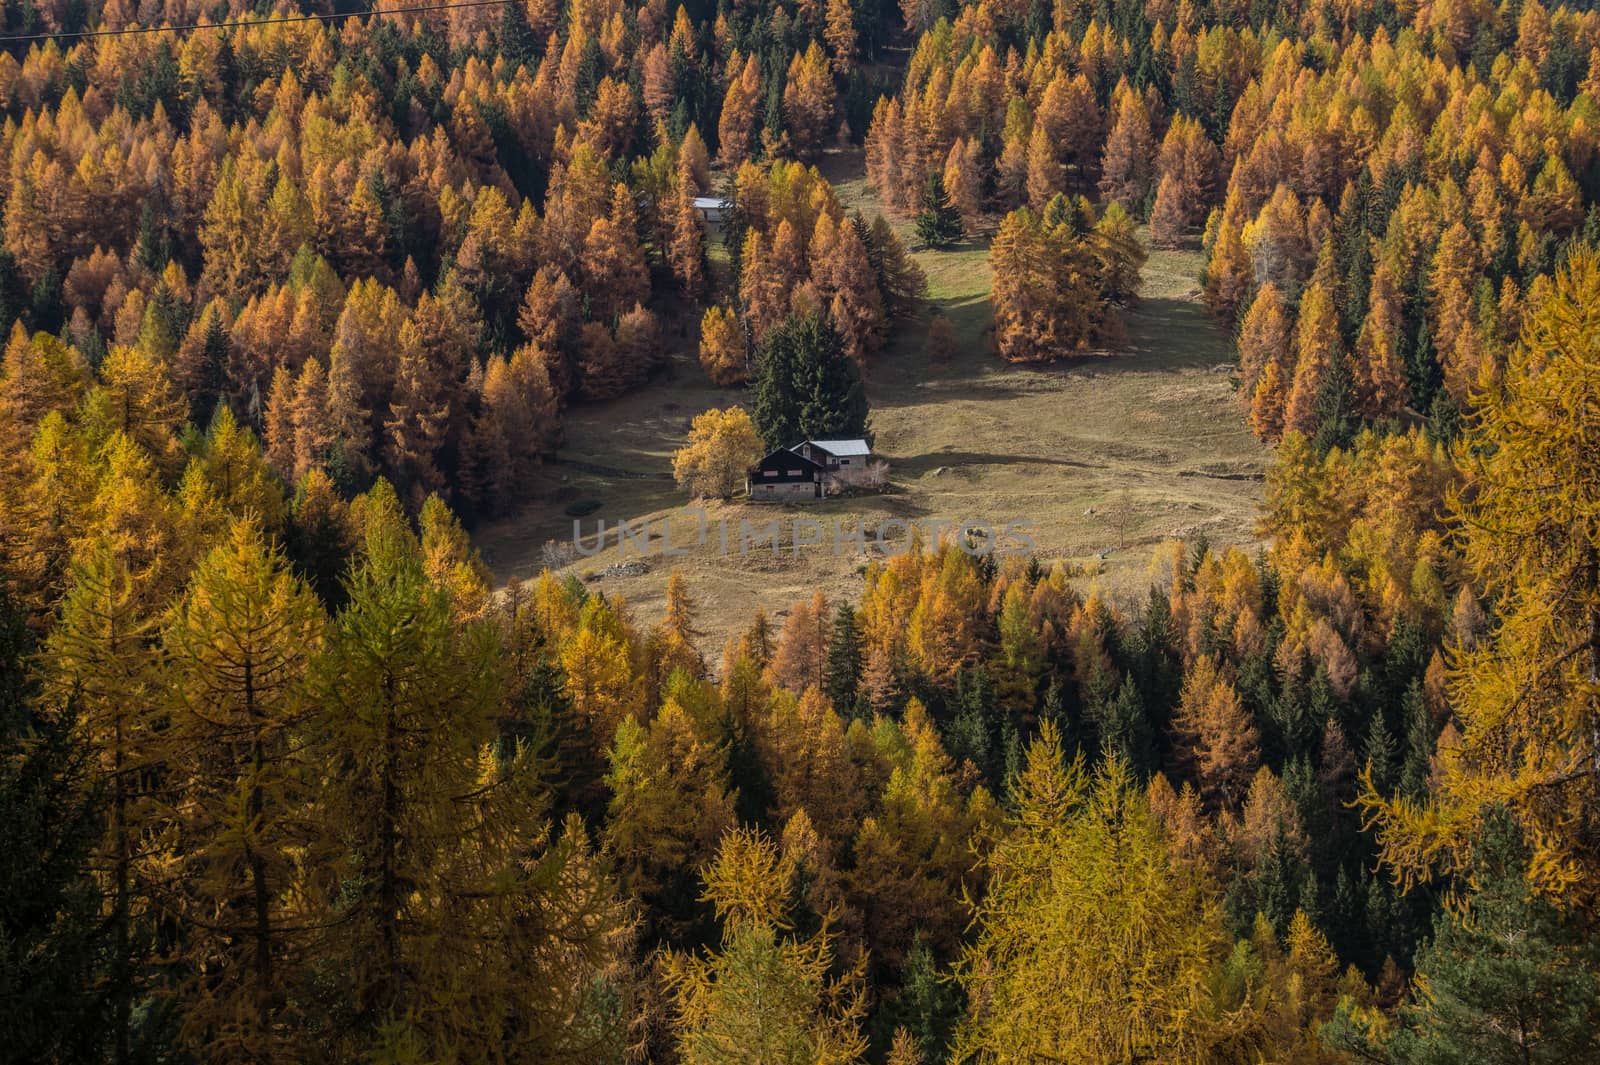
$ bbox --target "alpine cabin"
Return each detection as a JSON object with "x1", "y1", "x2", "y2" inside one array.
[{"x1": 747, "y1": 447, "x2": 824, "y2": 499}]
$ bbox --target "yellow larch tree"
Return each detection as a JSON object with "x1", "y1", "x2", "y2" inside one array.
[
  {"x1": 1363, "y1": 249, "x2": 1600, "y2": 907},
  {"x1": 955, "y1": 725, "x2": 1244, "y2": 1063},
  {"x1": 664, "y1": 827, "x2": 867, "y2": 1065},
  {"x1": 673, "y1": 405, "x2": 763, "y2": 499},
  {"x1": 162, "y1": 517, "x2": 324, "y2": 1062}
]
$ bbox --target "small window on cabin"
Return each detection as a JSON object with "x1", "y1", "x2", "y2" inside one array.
[
  {"x1": 839, "y1": 459, "x2": 850, "y2": 465},
  {"x1": 763, "y1": 470, "x2": 777, "y2": 477}
]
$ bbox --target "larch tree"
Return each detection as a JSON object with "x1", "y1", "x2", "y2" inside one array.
[
  {"x1": 699, "y1": 304, "x2": 748, "y2": 387},
  {"x1": 995, "y1": 106, "x2": 1030, "y2": 210},
  {"x1": 1431, "y1": 221, "x2": 1487, "y2": 405},
  {"x1": 769, "y1": 590, "x2": 833, "y2": 696},
  {"x1": 383, "y1": 315, "x2": 452, "y2": 503},
  {"x1": 673, "y1": 406, "x2": 764, "y2": 499},
  {"x1": 719, "y1": 53, "x2": 763, "y2": 167},
  {"x1": 87, "y1": 344, "x2": 186, "y2": 472},
  {"x1": 1283, "y1": 281, "x2": 1340, "y2": 437},
  {"x1": 1243, "y1": 186, "x2": 1312, "y2": 295},
  {"x1": 1024, "y1": 123, "x2": 1063, "y2": 212},
  {"x1": 0, "y1": 329, "x2": 88, "y2": 447},
  {"x1": 576, "y1": 320, "x2": 626, "y2": 401},
  {"x1": 1354, "y1": 262, "x2": 1412, "y2": 420},
  {"x1": 943, "y1": 138, "x2": 983, "y2": 230},
  {"x1": 194, "y1": 407, "x2": 286, "y2": 535},
  {"x1": 1092, "y1": 203, "x2": 1146, "y2": 311},
  {"x1": 1204, "y1": 195, "x2": 1255, "y2": 322},
  {"x1": 559, "y1": 593, "x2": 641, "y2": 753},
  {"x1": 517, "y1": 265, "x2": 581, "y2": 400},
  {"x1": 605, "y1": 698, "x2": 736, "y2": 925},
  {"x1": 670, "y1": 159, "x2": 708, "y2": 298},
  {"x1": 990, "y1": 207, "x2": 1054, "y2": 363},
  {"x1": 1099, "y1": 83, "x2": 1156, "y2": 213},
  {"x1": 299, "y1": 483, "x2": 542, "y2": 1060},
  {"x1": 162, "y1": 517, "x2": 324, "y2": 1062},
  {"x1": 616, "y1": 304, "x2": 662, "y2": 386},
  {"x1": 815, "y1": 218, "x2": 885, "y2": 363},
  {"x1": 663, "y1": 827, "x2": 868, "y2": 1065},
  {"x1": 263, "y1": 366, "x2": 296, "y2": 481},
  {"x1": 582, "y1": 185, "x2": 650, "y2": 323},
  {"x1": 290, "y1": 356, "x2": 333, "y2": 484},
  {"x1": 681, "y1": 125, "x2": 713, "y2": 192},
  {"x1": 1172, "y1": 655, "x2": 1260, "y2": 810},
  {"x1": 459, "y1": 378, "x2": 510, "y2": 520},
  {"x1": 888, "y1": 1028, "x2": 925, "y2": 1065},
  {"x1": 43, "y1": 538, "x2": 172, "y2": 1065},
  {"x1": 990, "y1": 201, "x2": 1138, "y2": 363},
  {"x1": 1148, "y1": 172, "x2": 1190, "y2": 248},
  {"x1": 783, "y1": 43, "x2": 838, "y2": 157},
  {"x1": 657, "y1": 570, "x2": 706, "y2": 681},
  {"x1": 642, "y1": 43, "x2": 675, "y2": 127},
  {"x1": 849, "y1": 698, "x2": 994, "y2": 965},
  {"x1": 824, "y1": 0, "x2": 855, "y2": 74},
  {"x1": 955, "y1": 726, "x2": 1241, "y2": 1063},
  {"x1": 1236, "y1": 283, "x2": 1289, "y2": 412},
  {"x1": 1363, "y1": 251, "x2": 1600, "y2": 907},
  {"x1": 1250, "y1": 358, "x2": 1287, "y2": 441}
]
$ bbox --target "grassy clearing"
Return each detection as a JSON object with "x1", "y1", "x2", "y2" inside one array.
[{"x1": 473, "y1": 152, "x2": 1265, "y2": 655}]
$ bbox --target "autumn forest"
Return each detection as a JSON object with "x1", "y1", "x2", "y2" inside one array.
[{"x1": 2, "y1": 0, "x2": 1600, "y2": 1061}]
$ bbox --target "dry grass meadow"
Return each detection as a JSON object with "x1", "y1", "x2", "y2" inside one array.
[{"x1": 473, "y1": 153, "x2": 1268, "y2": 654}]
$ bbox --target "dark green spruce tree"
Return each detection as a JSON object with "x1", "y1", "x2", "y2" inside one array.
[
  {"x1": 0, "y1": 590, "x2": 115, "y2": 1063},
  {"x1": 825, "y1": 603, "x2": 863, "y2": 717},
  {"x1": 1324, "y1": 806, "x2": 1600, "y2": 1064},
  {"x1": 752, "y1": 312, "x2": 870, "y2": 449},
  {"x1": 914, "y1": 171, "x2": 963, "y2": 249}
]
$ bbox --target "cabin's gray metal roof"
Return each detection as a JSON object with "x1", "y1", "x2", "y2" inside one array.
[{"x1": 797, "y1": 438, "x2": 871, "y2": 457}]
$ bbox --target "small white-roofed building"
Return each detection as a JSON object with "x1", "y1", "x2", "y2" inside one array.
[
  {"x1": 790, "y1": 439, "x2": 874, "y2": 486},
  {"x1": 693, "y1": 197, "x2": 731, "y2": 235}
]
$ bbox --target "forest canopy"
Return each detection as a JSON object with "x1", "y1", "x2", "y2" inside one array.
[{"x1": 3, "y1": 0, "x2": 1600, "y2": 1060}]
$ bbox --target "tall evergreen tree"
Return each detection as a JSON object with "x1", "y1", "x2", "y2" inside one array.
[
  {"x1": 752, "y1": 313, "x2": 870, "y2": 449},
  {"x1": 1326, "y1": 807, "x2": 1600, "y2": 1064},
  {"x1": 664, "y1": 828, "x2": 867, "y2": 1064},
  {"x1": 0, "y1": 589, "x2": 116, "y2": 1063},
  {"x1": 956, "y1": 729, "x2": 1241, "y2": 1061},
  {"x1": 825, "y1": 603, "x2": 863, "y2": 716},
  {"x1": 42, "y1": 542, "x2": 170, "y2": 1065},
  {"x1": 914, "y1": 172, "x2": 962, "y2": 249}
]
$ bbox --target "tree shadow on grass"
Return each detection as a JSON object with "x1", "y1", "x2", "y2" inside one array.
[
  {"x1": 887, "y1": 449, "x2": 1110, "y2": 475},
  {"x1": 1122, "y1": 297, "x2": 1235, "y2": 370},
  {"x1": 873, "y1": 291, "x2": 1233, "y2": 403}
]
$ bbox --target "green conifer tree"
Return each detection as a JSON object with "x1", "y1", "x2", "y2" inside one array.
[{"x1": 914, "y1": 172, "x2": 963, "y2": 249}]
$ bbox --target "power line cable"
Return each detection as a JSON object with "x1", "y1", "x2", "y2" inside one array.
[{"x1": 0, "y1": 0, "x2": 519, "y2": 45}]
